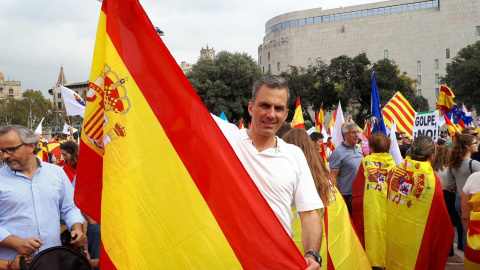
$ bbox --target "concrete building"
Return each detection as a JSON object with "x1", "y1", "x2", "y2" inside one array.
[
  {"x1": 258, "y1": 0, "x2": 480, "y2": 110},
  {"x1": 0, "y1": 71, "x2": 21, "y2": 99},
  {"x1": 48, "y1": 66, "x2": 88, "y2": 112}
]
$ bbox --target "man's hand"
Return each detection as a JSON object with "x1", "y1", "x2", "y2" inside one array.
[
  {"x1": 11, "y1": 254, "x2": 32, "y2": 270},
  {"x1": 16, "y1": 237, "x2": 43, "y2": 256},
  {"x1": 304, "y1": 255, "x2": 321, "y2": 270},
  {"x1": 70, "y1": 229, "x2": 86, "y2": 246}
]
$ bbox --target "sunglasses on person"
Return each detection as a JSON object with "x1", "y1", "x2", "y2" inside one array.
[
  {"x1": 473, "y1": 132, "x2": 478, "y2": 136},
  {"x1": 0, "y1": 143, "x2": 26, "y2": 155}
]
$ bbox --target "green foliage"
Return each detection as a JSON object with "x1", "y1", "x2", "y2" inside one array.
[
  {"x1": 0, "y1": 90, "x2": 55, "y2": 128},
  {"x1": 187, "y1": 51, "x2": 262, "y2": 122},
  {"x1": 282, "y1": 53, "x2": 423, "y2": 124},
  {"x1": 441, "y1": 41, "x2": 480, "y2": 112}
]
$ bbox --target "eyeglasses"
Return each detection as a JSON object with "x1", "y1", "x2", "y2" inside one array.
[
  {"x1": 0, "y1": 143, "x2": 26, "y2": 155},
  {"x1": 468, "y1": 141, "x2": 479, "y2": 146},
  {"x1": 346, "y1": 131, "x2": 361, "y2": 135},
  {"x1": 473, "y1": 133, "x2": 479, "y2": 136},
  {"x1": 402, "y1": 136, "x2": 411, "y2": 140}
]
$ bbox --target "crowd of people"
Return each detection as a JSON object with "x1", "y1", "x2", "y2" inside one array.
[{"x1": 0, "y1": 75, "x2": 479, "y2": 269}]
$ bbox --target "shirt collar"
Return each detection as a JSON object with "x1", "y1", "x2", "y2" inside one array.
[{"x1": 240, "y1": 129, "x2": 284, "y2": 154}]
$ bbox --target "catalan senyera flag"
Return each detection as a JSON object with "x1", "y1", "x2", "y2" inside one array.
[
  {"x1": 436, "y1": 85, "x2": 456, "y2": 114},
  {"x1": 74, "y1": 1, "x2": 307, "y2": 269},
  {"x1": 352, "y1": 153, "x2": 396, "y2": 267},
  {"x1": 444, "y1": 112, "x2": 461, "y2": 138},
  {"x1": 465, "y1": 191, "x2": 480, "y2": 269},
  {"x1": 386, "y1": 157, "x2": 454, "y2": 269},
  {"x1": 317, "y1": 104, "x2": 325, "y2": 133},
  {"x1": 292, "y1": 97, "x2": 305, "y2": 129},
  {"x1": 382, "y1": 92, "x2": 415, "y2": 138},
  {"x1": 292, "y1": 183, "x2": 371, "y2": 269}
]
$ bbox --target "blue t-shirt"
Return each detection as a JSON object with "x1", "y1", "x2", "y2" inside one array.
[{"x1": 329, "y1": 142, "x2": 364, "y2": 195}]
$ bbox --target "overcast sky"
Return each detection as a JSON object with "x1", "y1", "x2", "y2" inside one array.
[{"x1": 0, "y1": 0, "x2": 381, "y2": 100}]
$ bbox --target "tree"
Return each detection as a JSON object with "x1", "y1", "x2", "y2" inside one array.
[
  {"x1": 0, "y1": 90, "x2": 54, "y2": 127},
  {"x1": 187, "y1": 51, "x2": 263, "y2": 123},
  {"x1": 441, "y1": 41, "x2": 480, "y2": 113}
]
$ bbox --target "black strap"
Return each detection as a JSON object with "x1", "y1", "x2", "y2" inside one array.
[{"x1": 470, "y1": 159, "x2": 473, "y2": 174}]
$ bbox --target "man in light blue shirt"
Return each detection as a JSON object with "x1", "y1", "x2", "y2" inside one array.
[{"x1": 0, "y1": 125, "x2": 85, "y2": 261}]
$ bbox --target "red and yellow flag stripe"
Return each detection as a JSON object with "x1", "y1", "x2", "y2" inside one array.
[
  {"x1": 75, "y1": 1, "x2": 306, "y2": 269},
  {"x1": 465, "y1": 192, "x2": 480, "y2": 269},
  {"x1": 382, "y1": 92, "x2": 415, "y2": 137},
  {"x1": 292, "y1": 97, "x2": 305, "y2": 129},
  {"x1": 386, "y1": 157, "x2": 454, "y2": 269},
  {"x1": 352, "y1": 153, "x2": 396, "y2": 267}
]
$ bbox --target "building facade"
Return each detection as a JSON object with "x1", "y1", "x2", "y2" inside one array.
[
  {"x1": 258, "y1": 0, "x2": 480, "y2": 110},
  {"x1": 0, "y1": 72, "x2": 21, "y2": 99},
  {"x1": 48, "y1": 66, "x2": 88, "y2": 112}
]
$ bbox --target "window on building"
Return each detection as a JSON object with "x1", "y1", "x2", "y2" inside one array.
[
  {"x1": 277, "y1": 62, "x2": 280, "y2": 71},
  {"x1": 308, "y1": 58, "x2": 312, "y2": 67},
  {"x1": 259, "y1": 56, "x2": 261, "y2": 65},
  {"x1": 417, "y1": 75, "x2": 421, "y2": 85},
  {"x1": 435, "y1": 74, "x2": 439, "y2": 84},
  {"x1": 435, "y1": 59, "x2": 439, "y2": 69},
  {"x1": 435, "y1": 88, "x2": 440, "y2": 98},
  {"x1": 446, "y1": 49, "x2": 450, "y2": 59},
  {"x1": 417, "y1": 61, "x2": 421, "y2": 71},
  {"x1": 476, "y1": 26, "x2": 480, "y2": 36},
  {"x1": 57, "y1": 93, "x2": 61, "y2": 99},
  {"x1": 417, "y1": 89, "x2": 422, "y2": 96},
  {"x1": 58, "y1": 102, "x2": 62, "y2": 110},
  {"x1": 202, "y1": 53, "x2": 206, "y2": 58},
  {"x1": 0, "y1": 87, "x2": 3, "y2": 93},
  {"x1": 268, "y1": 52, "x2": 270, "y2": 61},
  {"x1": 9, "y1": 89, "x2": 13, "y2": 94},
  {"x1": 268, "y1": 64, "x2": 271, "y2": 71},
  {"x1": 384, "y1": 50, "x2": 388, "y2": 59},
  {"x1": 317, "y1": 57, "x2": 322, "y2": 64},
  {"x1": 263, "y1": 66, "x2": 264, "y2": 73}
]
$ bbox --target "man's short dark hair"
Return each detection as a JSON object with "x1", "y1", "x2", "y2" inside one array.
[
  {"x1": 252, "y1": 76, "x2": 290, "y2": 106},
  {"x1": 309, "y1": 132, "x2": 324, "y2": 142}
]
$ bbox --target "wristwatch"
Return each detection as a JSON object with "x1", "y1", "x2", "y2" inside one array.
[{"x1": 305, "y1": 250, "x2": 322, "y2": 266}]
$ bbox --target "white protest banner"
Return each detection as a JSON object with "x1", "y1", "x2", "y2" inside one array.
[{"x1": 412, "y1": 110, "x2": 439, "y2": 142}]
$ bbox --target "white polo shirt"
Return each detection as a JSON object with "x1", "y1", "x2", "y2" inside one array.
[{"x1": 214, "y1": 116, "x2": 324, "y2": 237}]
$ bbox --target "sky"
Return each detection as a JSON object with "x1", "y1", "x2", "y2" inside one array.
[{"x1": 0, "y1": 0, "x2": 381, "y2": 100}]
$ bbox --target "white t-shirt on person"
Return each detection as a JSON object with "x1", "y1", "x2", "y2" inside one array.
[
  {"x1": 213, "y1": 115, "x2": 324, "y2": 237},
  {"x1": 463, "y1": 172, "x2": 480, "y2": 195}
]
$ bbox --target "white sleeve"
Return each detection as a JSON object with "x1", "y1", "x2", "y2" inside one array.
[{"x1": 463, "y1": 172, "x2": 480, "y2": 195}]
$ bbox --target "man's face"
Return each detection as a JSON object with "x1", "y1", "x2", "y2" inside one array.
[
  {"x1": 314, "y1": 139, "x2": 324, "y2": 151},
  {"x1": 344, "y1": 127, "x2": 360, "y2": 146},
  {"x1": 248, "y1": 85, "x2": 289, "y2": 139},
  {"x1": 401, "y1": 134, "x2": 411, "y2": 145},
  {"x1": 0, "y1": 130, "x2": 34, "y2": 171}
]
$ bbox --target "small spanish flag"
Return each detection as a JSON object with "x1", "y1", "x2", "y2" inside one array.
[{"x1": 292, "y1": 97, "x2": 305, "y2": 129}]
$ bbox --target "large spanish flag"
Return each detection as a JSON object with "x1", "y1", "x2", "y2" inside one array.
[
  {"x1": 436, "y1": 85, "x2": 456, "y2": 114},
  {"x1": 381, "y1": 92, "x2": 415, "y2": 138},
  {"x1": 292, "y1": 183, "x2": 371, "y2": 269},
  {"x1": 352, "y1": 153, "x2": 396, "y2": 267},
  {"x1": 465, "y1": 191, "x2": 480, "y2": 269},
  {"x1": 385, "y1": 157, "x2": 454, "y2": 269},
  {"x1": 292, "y1": 97, "x2": 305, "y2": 129},
  {"x1": 74, "y1": 0, "x2": 306, "y2": 269}
]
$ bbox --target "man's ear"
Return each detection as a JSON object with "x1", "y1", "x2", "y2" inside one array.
[{"x1": 248, "y1": 101, "x2": 253, "y2": 116}]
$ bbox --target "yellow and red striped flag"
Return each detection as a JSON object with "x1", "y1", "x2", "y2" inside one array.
[
  {"x1": 436, "y1": 85, "x2": 456, "y2": 114},
  {"x1": 292, "y1": 183, "x2": 371, "y2": 269},
  {"x1": 444, "y1": 112, "x2": 461, "y2": 138},
  {"x1": 316, "y1": 104, "x2": 325, "y2": 133},
  {"x1": 363, "y1": 120, "x2": 371, "y2": 140},
  {"x1": 381, "y1": 92, "x2": 415, "y2": 138},
  {"x1": 238, "y1": 119, "x2": 245, "y2": 129},
  {"x1": 292, "y1": 97, "x2": 305, "y2": 129},
  {"x1": 328, "y1": 107, "x2": 337, "y2": 135},
  {"x1": 352, "y1": 153, "x2": 396, "y2": 267},
  {"x1": 386, "y1": 157, "x2": 454, "y2": 269},
  {"x1": 74, "y1": 1, "x2": 307, "y2": 269},
  {"x1": 465, "y1": 192, "x2": 480, "y2": 268}
]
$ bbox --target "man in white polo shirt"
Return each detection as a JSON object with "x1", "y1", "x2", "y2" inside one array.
[{"x1": 214, "y1": 76, "x2": 323, "y2": 270}]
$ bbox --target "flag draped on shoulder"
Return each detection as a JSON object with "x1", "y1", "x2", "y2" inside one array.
[
  {"x1": 292, "y1": 97, "x2": 305, "y2": 129},
  {"x1": 60, "y1": 85, "x2": 86, "y2": 117},
  {"x1": 352, "y1": 153, "x2": 396, "y2": 267},
  {"x1": 465, "y1": 192, "x2": 480, "y2": 268},
  {"x1": 74, "y1": 1, "x2": 307, "y2": 269},
  {"x1": 381, "y1": 92, "x2": 415, "y2": 137},
  {"x1": 386, "y1": 157, "x2": 454, "y2": 269},
  {"x1": 436, "y1": 85, "x2": 455, "y2": 113},
  {"x1": 291, "y1": 183, "x2": 371, "y2": 269}
]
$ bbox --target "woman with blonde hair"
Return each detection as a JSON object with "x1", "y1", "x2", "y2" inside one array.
[{"x1": 445, "y1": 132, "x2": 480, "y2": 250}]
